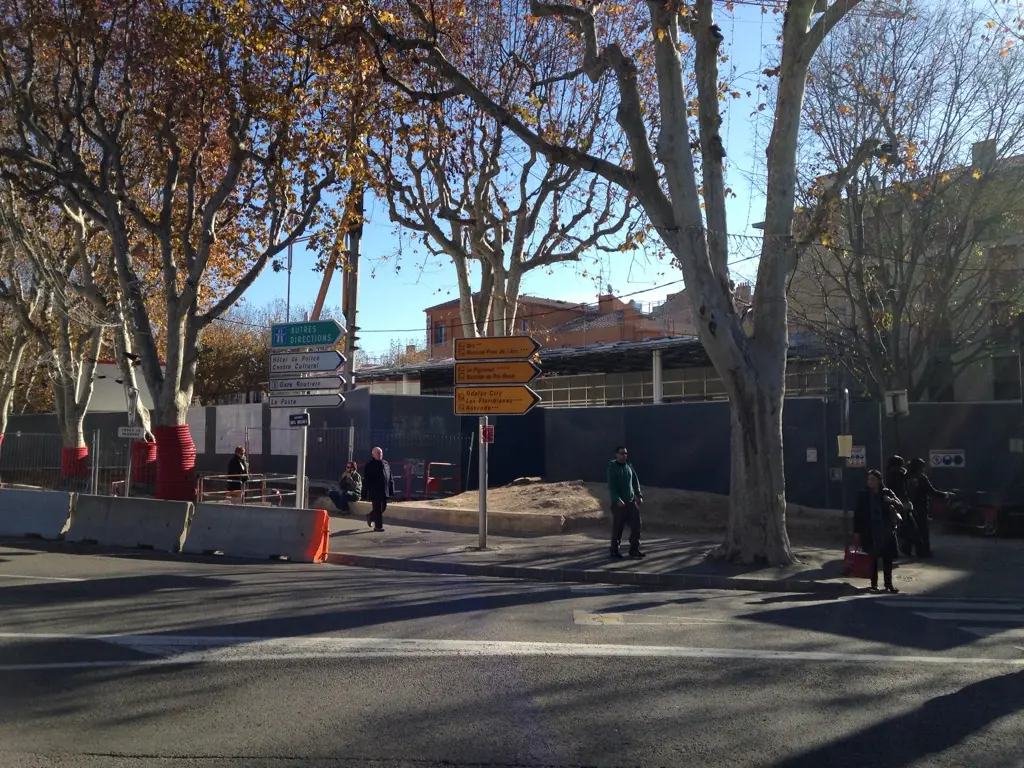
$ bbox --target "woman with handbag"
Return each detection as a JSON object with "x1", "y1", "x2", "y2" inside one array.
[{"x1": 853, "y1": 469, "x2": 905, "y2": 593}]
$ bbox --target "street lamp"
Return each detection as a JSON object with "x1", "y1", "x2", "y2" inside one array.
[{"x1": 281, "y1": 235, "x2": 315, "y2": 322}]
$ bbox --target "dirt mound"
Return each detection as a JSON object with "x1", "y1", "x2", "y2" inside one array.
[{"x1": 428, "y1": 479, "x2": 846, "y2": 542}]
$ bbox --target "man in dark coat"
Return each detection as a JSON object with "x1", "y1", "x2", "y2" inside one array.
[
  {"x1": 607, "y1": 445, "x2": 644, "y2": 559},
  {"x1": 906, "y1": 457, "x2": 949, "y2": 558},
  {"x1": 362, "y1": 446, "x2": 395, "y2": 532},
  {"x1": 854, "y1": 469, "x2": 904, "y2": 593}
]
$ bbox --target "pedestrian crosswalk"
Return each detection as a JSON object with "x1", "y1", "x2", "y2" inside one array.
[{"x1": 875, "y1": 596, "x2": 1024, "y2": 640}]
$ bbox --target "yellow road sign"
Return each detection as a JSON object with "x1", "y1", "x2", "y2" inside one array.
[
  {"x1": 454, "y1": 385, "x2": 541, "y2": 416},
  {"x1": 454, "y1": 360, "x2": 541, "y2": 386},
  {"x1": 454, "y1": 336, "x2": 541, "y2": 361}
]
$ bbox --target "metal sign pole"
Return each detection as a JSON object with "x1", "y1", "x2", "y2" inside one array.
[
  {"x1": 123, "y1": 387, "x2": 139, "y2": 498},
  {"x1": 479, "y1": 416, "x2": 488, "y2": 549},
  {"x1": 297, "y1": 410, "x2": 308, "y2": 509}
]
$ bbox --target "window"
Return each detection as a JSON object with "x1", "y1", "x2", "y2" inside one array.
[
  {"x1": 520, "y1": 318, "x2": 528, "y2": 332},
  {"x1": 993, "y1": 355, "x2": 1021, "y2": 401},
  {"x1": 433, "y1": 323, "x2": 446, "y2": 345}
]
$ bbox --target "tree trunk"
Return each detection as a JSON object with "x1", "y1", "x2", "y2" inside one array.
[
  {"x1": 715, "y1": 371, "x2": 793, "y2": 565},
  {"x1": 0, "y1": 331, "x2": 28, "y2": 437},
  {"x1": 148, "y1": 315, "x2": 199, "y2": 501},
  {"x1": 112, "y1": 305, "x2": 153, "y2": 439},
  {"x1": 453, "y1": 255, "x2": 479, "y2": 339}
]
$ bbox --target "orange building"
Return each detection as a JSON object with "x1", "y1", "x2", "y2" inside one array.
[{"x1": 424, "y1": 293, "x2": 680, "y2": 359}]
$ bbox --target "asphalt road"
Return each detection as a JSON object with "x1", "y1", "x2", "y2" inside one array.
[{"x1": 0, "y1": 544, "x2": 1022, "y2": 768}]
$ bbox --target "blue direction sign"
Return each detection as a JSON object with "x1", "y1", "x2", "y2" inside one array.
[
  {"x1": 270, "y1": 319, "x2": 345, "y2": 349},
  {"x1": 289, "y1": 413, "x2": 310, "y2": 427}
]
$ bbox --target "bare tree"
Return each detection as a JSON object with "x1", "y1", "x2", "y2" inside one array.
[
  {"x1": 792, "y1": 5, "x2": 1024, "y2": 401},
  {"x1": 372, "y1": 0, "x2": 873, "y2": 564},
  {"x1": 372, "y1": 7, "x2": 642, "y2": 339},
  {"x1": 0, "y1": 300, "x2": 32, "y2": 438},
  {"x1": 0, "y1": 0, "x2": 372, "y2": 497},
  {"x1": 0, "y1": 189, "x2": 105, "y2": 465}
]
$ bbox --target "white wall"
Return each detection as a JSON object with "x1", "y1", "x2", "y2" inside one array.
[
  {"x1": 187, "y1": 408, "x2": 206, "y2": 454},
  {"x1": 215, "y1": 403, "x2": 263, "y2": 455},
  {"x1": 269, "y1": 408, "x2": 304, "y2": 456},
  {"x1": 87, "y1": 362, "x2": 158, "y2": 413}
]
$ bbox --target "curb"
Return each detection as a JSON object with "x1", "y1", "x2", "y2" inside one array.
[{"x1": 326, "y1": 551, "x2": 860, "y2": 595}]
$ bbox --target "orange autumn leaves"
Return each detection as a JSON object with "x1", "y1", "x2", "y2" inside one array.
[{"x1": 0, "y1": 0, "x2": 375, "y2": 321}]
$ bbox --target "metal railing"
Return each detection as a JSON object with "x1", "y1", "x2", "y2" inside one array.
[{"x1": 197, "y1": 472, "x2": 307, "y2": 507}]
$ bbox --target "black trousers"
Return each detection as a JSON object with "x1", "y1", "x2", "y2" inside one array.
[
  {"x1": 370, "y1": 497, "x2": 388, "y2": 529},
  {"x1": 912, "y1": 510, "x2": 932, "y2": 556},
  {"x1": 871, "y1": 554, "x2": 894, "y2": 588},
  {"x1": 611, "y1": 501, "x2": 642, "y2": 553}
]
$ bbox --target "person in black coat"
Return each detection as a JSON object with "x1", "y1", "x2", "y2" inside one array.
[
  {"x1": 906, "y1": 457, "x2": 949, "y2": 558},
  {"x1": 854, "y1": 469, "x2": 904, "y2": 593},
  {"x1": 226, "y1": 446, "x2": 250, "y2": 497},
  {"x1": 362, "y1": 446, "x2": 395, "y2": 532},
  {"x1": 886, "y1": 455, "x2": 917, "y2": 557}
]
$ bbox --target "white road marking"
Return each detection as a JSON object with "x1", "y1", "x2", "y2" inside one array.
[
  {"x1": 0, "y1": 633, "x2": 1020, "y2": 670},
  {"x1": 959, "y1": 627, "x2": 1024, "y2": 639},
  {"x1": 878, "y1": 601, "x2": 1022, "y2": 611},
  {"x1": 913, "y1": 612, "x2": 1024, "y2": 624},
  {"x1": 0, "y1": 574, "x2": 85, "y2": 582},
  {"x1": 573, "y1": 611, "x2": 736, "y2": 626}
]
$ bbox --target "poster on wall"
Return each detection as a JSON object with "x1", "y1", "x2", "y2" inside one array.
[
  {"x1": 846, "y1": 446, "x2": 867, "y2": 468},
  {"x1": 929, "y1": 449, "x2": 966, "y2": 468}
]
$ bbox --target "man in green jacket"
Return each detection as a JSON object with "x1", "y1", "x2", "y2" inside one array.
[{"x1": 607, "y1": 445, "x2": 644, "y2": 558}]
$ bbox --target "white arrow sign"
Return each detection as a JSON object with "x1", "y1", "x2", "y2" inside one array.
[
  {"x1": 268, "y1": 375, "x2": 345, "y2": 392},
  {"x1": 267, "y1": 393, "x2": 345, "y2": 409},
  {"x1": 269, "y1": 351, "x2": 345, "y2": 377}
]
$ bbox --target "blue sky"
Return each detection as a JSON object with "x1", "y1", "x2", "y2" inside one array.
[{"x1": 243, "y1": 4, "x2": 781, "y2": 358}]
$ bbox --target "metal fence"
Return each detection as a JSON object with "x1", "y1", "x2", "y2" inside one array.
[
  {"x1": 1, "y1": 424, "x2": 472, "y2": 502},
  {"x1": 0, "y1": 429, "x2": 132, "y2": 493}
]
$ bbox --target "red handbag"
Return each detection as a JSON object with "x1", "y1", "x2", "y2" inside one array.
[{"x1": 843, "y1": 535, "x2": 875, "y2": 579}]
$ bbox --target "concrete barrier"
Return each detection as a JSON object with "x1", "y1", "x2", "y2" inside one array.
[
  {"x1": 0, "y1": 488, "x2": 74, "y2": 539},
  {"x1": 66, "y1": 495, "x2": 192, "y2": 553},
  {"x1": 183, "y1": 504, "x2": 330, "y2": 562}
]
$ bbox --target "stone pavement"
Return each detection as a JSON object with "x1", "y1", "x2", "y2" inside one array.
[{"x1": 328, "y1": 514, "x2": 1024, "y2": 598}]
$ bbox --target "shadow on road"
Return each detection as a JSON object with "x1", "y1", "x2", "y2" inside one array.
[
  {"x1": 0, "y1": 574, "x2": 237, "y2": 605},
  {"x1": 774, "y1": 670, "x2": 1024, "y2": 768}
]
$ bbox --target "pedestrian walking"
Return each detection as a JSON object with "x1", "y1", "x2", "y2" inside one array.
[
  {"x1": 607, "y1": 445, "x2": 644, "y2": 559},
  {"x1": 906, "y1": 457, "x2": 949, "y2": 558},
  {"x1": 328, "y1": 461, "x2": 362, "y2": 514},
  {"x1": 226, "y1": 445, "x2": 249, "y2": 500},
  {"x1": 362, "y1": 446, "x2": 395, "y2": 532},
  {"x1": 853, "y1": 469, "x2": 904, "y2": 593}
]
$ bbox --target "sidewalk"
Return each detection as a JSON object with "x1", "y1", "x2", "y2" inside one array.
[{"x1": 327, "y1": 515, "x2": 1024, "y2": 598}]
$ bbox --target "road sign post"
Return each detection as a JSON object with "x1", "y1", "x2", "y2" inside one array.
[
  {"x1": 268, "y1": 321, "x2": 347, "y2": 508},
  {"x1": 454, "y1": 335, "x2": 543, "y2": 549},
  {"x1": 479, "y1": 416, "x2": 488, "y2": 549},
  {"x1": 123, "y1": 387, "x2": 140, "y2": 498},
  {"x1": 296, "y1": 411, "x2": 308, "y2": 509}
]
